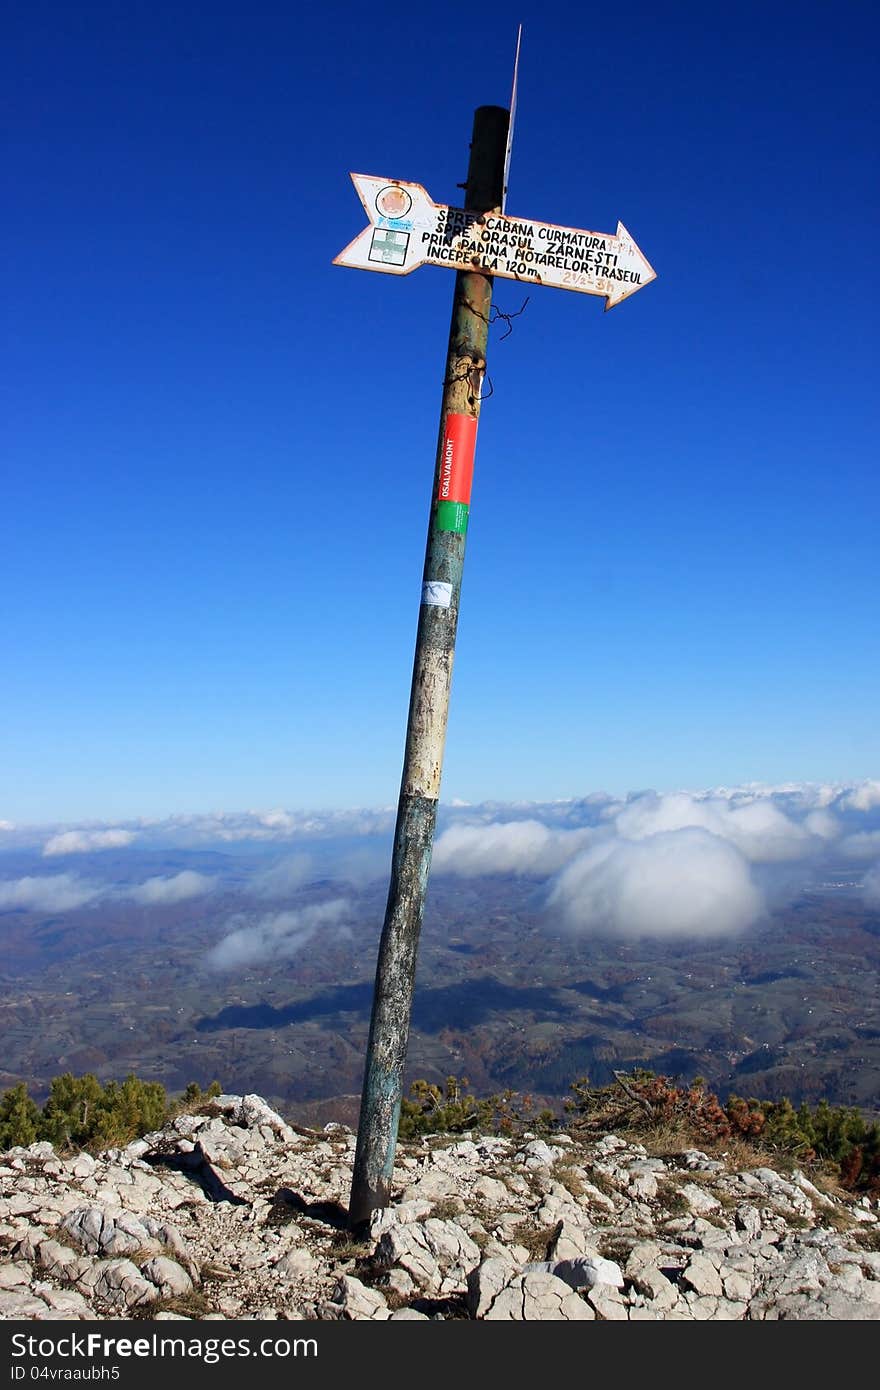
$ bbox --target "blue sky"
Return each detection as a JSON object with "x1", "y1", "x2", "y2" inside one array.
[{"x1": 3, "y1": 1, "x2": 878, "y2": 824}]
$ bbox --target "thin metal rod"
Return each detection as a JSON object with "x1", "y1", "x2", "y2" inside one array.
[{"x1": 348, "y1": 106, "x2": 509, "y2": 1231}]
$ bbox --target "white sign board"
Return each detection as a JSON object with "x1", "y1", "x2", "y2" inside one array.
[{"x1": 334, "y1": 174, "x2": 656, "y2": 309}]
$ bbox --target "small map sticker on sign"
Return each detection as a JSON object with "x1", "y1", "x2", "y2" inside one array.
[{"x1": 369, "y1": 229, "x2": 410, "y2": 266}]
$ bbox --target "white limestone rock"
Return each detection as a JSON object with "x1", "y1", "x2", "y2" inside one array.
[
  {"x1": 546, "y1": 1216, "x2": 601, "y2": 1262},
  {"x1": 330, "y1": 1275, "x2": 390, "y2": 1321},
  {"x1": 0, "y1": 1288, "x2": 52, "y2": 1318},
  {"x1": 196, "y1": 1119, "x2": 247, "y2": 1170},
  {"x1": 79, "y1": 1258, "x2": 160, "y2": 1310},
  {"x1": 142, "y1": 1218, "x2": 198, "y2": 1278},
  {"x1": 422, "y1": 1217, "x2": 482, "y2": 1290},
  {"x1": 0, "y1": 1262, "x2": 31, "y2": 1288},
  {"x1": 624, "y1": 1240, "x2": 664, "y2": 1276},
  {"x1": 682, "y1": 1253, "x2": 724, "y2": 1298},
  {"x1": 238, "y1": 1095, "x2": 293, "y2": 1139},
  {"x1": 35, "y1": 1239, "x2": 80, "y2": 1279},
  {"x1": 627, "y1": 1168, "x2": 659, "y2": 1200},
  {"x1": 593, "y1": 1135, "x2": 627, "y2": 1155},
  {"x1": 751, "y1": 1288, "x2": 880, "y2": 1320},
  {"x1": 141, "y1": 1256, "x2": 194, "y2": 1298},
  {"x1": 400, "y1": 1169, "x2": 459, "y2": 1203},
  {"x1": 630, "y1": 1265, "x2": 681, "y2": 1310},
  {"x1": 484, "y1": 1271, "x2": 594, "y2": 1321},
  {"x1": 472, "y1": 1176, "x2": 510, "y2": 1207},
  {"x1": 61, "y1": 1205, "x2": 157, "y2": 1258},
  {"x1": 6, "y1": 1088, "x2": 880, "y2": 1325},
  {"x1": 274, "y1": 1248, "x2": 317, "y2": 1278},
  {"x1": 372, "y1": 1224, "x2": 441, "y2": 1292},
  {"x1": 515, "y1": 1140, "x2": 565, "y2": 1170},
  {"x1": 33, "y1": 1284, "x2": 96, "y2": 1318},
  {"x1": 678, "y1": 1183, "x2": 722, "y2": 1215},
  {"x1": 377, "y1": 1267, "x2": 416, "y2": 1299},
  {"x1": 69, "y1": 1154, "x2": 97, "y2": 1180},
  {"x1": 587, "y1": 1284, "x2": 629, "y2": 1320},
  {"x1": 525, "y1": 1255, "x2": 624, "y2": 1291},
  {"x1": 467, "y1": 1257, "x2": 519, "y2": 1318},
  {"x1": 722, "y1": 1268, "x2": 756, "y2": 1302}
]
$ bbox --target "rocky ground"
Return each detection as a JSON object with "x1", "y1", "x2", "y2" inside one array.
[{"x1": 1, "y1": 1093, "x2": 879, "y2": 1321}]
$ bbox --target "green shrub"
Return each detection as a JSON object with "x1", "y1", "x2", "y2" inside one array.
[
  {"x1": 40, "y1": 1073, "x2": 105, "y2": 1148},
  {"x1": 0, "y1": 1082, "x2": 40, "y2": 1149},
  {"x1": 91, "y1": 1075, "x2": 168, "y2": 1147},
  {"x1": 398, "y1": 1075, "x2": 556, "y2": 1140},
  {"x1": 566, "y1": 1070, "x2": 880, "y2": 1194},
  {"x1": 0, "y1": 1074, "x2": 224, "y2": 1154}
]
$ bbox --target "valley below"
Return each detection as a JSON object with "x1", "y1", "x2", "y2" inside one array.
[{"x1": 2, "y1": 846, "x2": 878, "y2": 1126}]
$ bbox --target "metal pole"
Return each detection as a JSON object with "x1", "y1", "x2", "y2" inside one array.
[{"x1": 349, "y1": 106, "x2": 509, "y2": 1230}]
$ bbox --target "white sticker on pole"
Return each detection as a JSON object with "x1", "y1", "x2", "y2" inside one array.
[{"x1": 421, "y1": 581, "x2": 453, "y2": 609}]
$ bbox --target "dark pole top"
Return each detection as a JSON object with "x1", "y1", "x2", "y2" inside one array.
[{"x1": 466, "y1": 106, "x2": 510, "y2": 213}]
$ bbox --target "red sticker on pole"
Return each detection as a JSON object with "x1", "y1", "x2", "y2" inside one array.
[{"x1": 437, "y1": 414, "x2": 477, "y2": 506}]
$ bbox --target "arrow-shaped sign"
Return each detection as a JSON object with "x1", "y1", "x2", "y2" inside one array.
[{"x1": 333, "y1": 174, "x2": 656, "y2": 309}]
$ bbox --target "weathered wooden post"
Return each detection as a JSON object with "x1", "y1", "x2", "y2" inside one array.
[
  {"x1": 334, "y1": 45, "x2": 655, "y2": 1226},
  {"x1": 346, "y1": 106, "x2": 509, "y2": 1230}
]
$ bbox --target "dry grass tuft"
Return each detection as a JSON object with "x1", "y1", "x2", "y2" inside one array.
[
  {"x1": 134, "y1": 1290, "x2": 215, "y2": 1320},
  {"x1": 510, "y1": 1221, "x2": 561, "y2": 1262},
  {"x1": 584, "y1": 1168, "x2": 619, "y2": 1199},
  {"x1": 551, "y1": 1161, "x2": 586, "y2": 1198},
  {"x1": 853, "y1": 1227, "x2": 880, "y2": 1252},
  {"x1": 428, "y1": 1197, "x2": 466, "y2": 1221},
  {"x1": 817, "y1": 1205, "x2": 857, "y2": 1233},
  {"x1": 328, "y1": 1240, "x2": 369, "y2": 1263},
  {"x1": 655, "y1": 1180, "x2": 690, "y2": 1216}
]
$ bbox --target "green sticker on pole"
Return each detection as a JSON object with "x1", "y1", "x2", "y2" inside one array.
[
  {"x1": 436, "y1": 499, "x2": 469, "y2": 534},
  {"x1": 435, "y1": 413, "x2": 477, "y2": 534}
]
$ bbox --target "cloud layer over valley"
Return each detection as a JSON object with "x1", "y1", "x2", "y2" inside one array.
[
  {"x1": 42, "y1": 829, "x2": 135, "y2": 857},
  {"x1": 206, "y1": 899, "x2": 352, "y2": 970},
  {"x1": 431, "y1": 781, "x2": 880, "y2": 940},
  {"x1": 0, "y1": 870, "x2": 215, "y2": 915},
  {"x1": 1, "y1": 781, "x2": 879, "y2": 945}
]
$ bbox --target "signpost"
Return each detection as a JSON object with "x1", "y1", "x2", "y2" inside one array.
[
  {"x1": 337, "y1": 87, "x2": 655, "y2": 1231},
  {"x1": 334, "y1": 174, "x2": 655, "y2": 309}
]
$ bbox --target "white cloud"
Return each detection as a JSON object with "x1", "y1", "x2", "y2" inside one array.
[
  {"x1": 0, "y1": 869, "x2": 216, "y2": 914},
  {"x1": 0, "y1": 820, "x2": 14, "y2": 831},
  {"x1": 0, "y1": 874, "x2": 103, "y2": 912},
  {"x1": 43, "y1": 829, "x2": 135, "y2": 857},
  {"x1": 613, "y1": 791, "x2": 815, "y2": 863},
  {"x1": 185, "y1": 806, "x2": 396, "y2": 843},
  {"x1": 15, "y1": 780, "x2": 877, "y2": 857},
  {"x1": 548, "y1": 829, "x2": 764, "y2": 939},
  {"x1": 433, "y1": 819, "x2": 592, "y2": 877},
  {"x1": 207, "y1": 899, "x2": 350, "y2": 970},
  {"x1": 128, "y1": 871, "x2": 214, "y2": 905},
  {"x1": 5, "y1": 780, "x2": 879, "y2": 907},
  {"x1": 839, "y1": 831, "x2": 880, "y2": 861},
  {"x1": 840, "y1": 781, "x2": 880, "y2": 813},
  {"x1": 861, "y1": 863, "x2": 880, "y2": 906},
  {"x1": 790, "y1": 783, "x2": 843, "y2": 810},
  {"x1": 436, "y1": 784, "x2": 862, "y2": 937},
  {"x1": 245, "y1": 845, "x2": 388, "y2": 898},
  {"x1": 249, "y1": 854, "x2": 315, "y2": 899},
  {"x1": 256, "y1": 809, "x2": 297, "y2": 830},
  {"x1": 803, "y1": 809, "x2": 839, "y2": 839}
]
